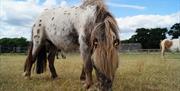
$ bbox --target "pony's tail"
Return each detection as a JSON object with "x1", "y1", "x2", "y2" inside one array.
[
  {"x1": 36, "y1": 44, "x2": 47, "y2": 74},
  {"x1": 24, "y1": 42, "x2": 33, "y2": 72}
]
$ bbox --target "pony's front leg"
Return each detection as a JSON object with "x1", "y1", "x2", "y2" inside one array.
[
  {"x1": 161, "y1": 46, "x2": 165, "y2": 58},
  {"x1": 80, "y1": 66, "x2": 86, "y2": 82},
  {"x1": 84, "y1": 58, "x2": 93, "y2": 89},
  {"x1": 80, "y1": 45, "x2": 93, "y2": 89}
]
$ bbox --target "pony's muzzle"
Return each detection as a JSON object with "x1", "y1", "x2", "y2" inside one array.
[
  {"x1": 108, "y1": 88, "x2": 112, "y2": 91},
  {"x1": 99, "y1": 86, "x2": 112, "y2": 91},
  {"x1": 99, "y1": 79, "x2": 113, "y2": 91}
]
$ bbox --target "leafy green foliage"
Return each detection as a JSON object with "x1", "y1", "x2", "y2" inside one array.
[
  {"x1": 168, "y1": 23, "x2": 180, "y2": 39},
  {"x1": 0, "y1": 37, "x2": 29, "y2": 47},
  {"x1": 127, "y1": 28, "x2": 167, "y2": 49}
]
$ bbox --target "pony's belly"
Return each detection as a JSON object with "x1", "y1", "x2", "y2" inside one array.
[
  {"x1": 170, "y1": 46, "x2": 180, "y2": 52},
  {"x1": 47, "y1": 31, "x2": 79, "y2": 51},
  {"x1": 58, "y1": 36, "x2": 79, "y2": 51}
]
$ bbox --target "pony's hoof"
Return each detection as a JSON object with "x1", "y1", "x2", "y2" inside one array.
[
  {"x1": 81, "y1": 80, "x2": 86, "y2": 84},
  {"x1": 83, "y1": 82, "x2": 93, "y2": 89},
  {"x1": 22, "y1": 72, "x2": 31, "y2": 79},
  {"x1": 24, "y1": 76, "x2": 31, "y2": 80},
  {"x1": 62, "y1": 56, "x2": 66, "y2": 59},
  {"x1": 87, "y1": 84, "x2": 99, "y2": 91},
  {"x1": 83, "y1": 83, "x2": 90, "y2": 89},
  {"x1": 52, "y1": 76, "x2": 59, "y2": 80},
  {"x1": 51, "y1": 75, "x2": 58, "y2": 80},
  {"x1": 22, "y1": 72, "x2": 26, "y2": 76}
]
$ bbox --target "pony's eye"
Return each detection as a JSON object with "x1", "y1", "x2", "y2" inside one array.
[
  {"x1": 93, "y1": 39, "x2": 98, "y2": 48},
  {"x1": 114, "y1": 39, "x2": 120, "y2": 47}
]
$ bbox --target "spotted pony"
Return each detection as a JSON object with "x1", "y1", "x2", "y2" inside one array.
[
  {"x1": 24, "y1": 0, "x2": 120, "y2": 90},
  {"x1": 160, "y1": 38, "x2": 180, "y2": 58}
]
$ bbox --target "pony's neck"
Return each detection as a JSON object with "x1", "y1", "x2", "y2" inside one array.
[
  {"x1": 82, "y1": 0, "x2": 104, "y2": 6},
  {"x1": 74, "y1": 5, "x2": 96, "y2": 32}
]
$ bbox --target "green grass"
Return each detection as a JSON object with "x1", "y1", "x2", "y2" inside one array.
[{"x1": 0, "y1": 53, "x2": 180, "y2": 91}]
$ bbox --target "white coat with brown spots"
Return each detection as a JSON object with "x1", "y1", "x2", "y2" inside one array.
[
  {"x1": 24, "y1": 1, "x2": 120, "y2": 90},
  {"x1": 32, "y1": 6, "x2": 96, "y2": 56}
]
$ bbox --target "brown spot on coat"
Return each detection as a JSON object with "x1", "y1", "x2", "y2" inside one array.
[
  {"x1": 36, "y1": 41, "x2": 39, "y2": 44},
  {"x1": 34, "y1": 35, "x2": 39, "y2": 38},
  {"x1": 52, "y1": 17, "x2": 54, "y2": 20},
  {"x1": 37, "y1": 29, "x2": 40, "y2": 34},
  {"x1": 164, "y1": 40, "x2": 173, "y2": 49}
]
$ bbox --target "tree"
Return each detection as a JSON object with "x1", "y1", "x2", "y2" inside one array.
[
  {"x1": 0, "y1": 37, "x2": 28, "y2": 47},
  {"x1": 128, "y1": 28, "x2": 167, "y2": 49},
  {"x1": 168, "y1": 23, "x2": 180, "y2": 39}
]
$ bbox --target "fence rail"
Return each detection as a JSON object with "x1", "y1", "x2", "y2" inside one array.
[
  {"x1": 0, "y1": 46, "x2": 28, "y2": 53},
  {"x1": 0, "y1": 46, "x2": 179, "y2": 55},
  {"x1": 120, "y1": 49, "x2": 180, "y2": 55}
]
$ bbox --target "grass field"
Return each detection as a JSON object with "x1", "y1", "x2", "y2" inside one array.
[{"x1": 0, "y1": 53, "x2": 180, "y2": 91}]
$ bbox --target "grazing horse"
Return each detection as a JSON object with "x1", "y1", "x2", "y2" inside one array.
[
  {"x1": 24, "y1": 0, "x2": 120, "y2": 90},
  {"x1": 160, "y1": 39, "x2": 180, "y2": 57}
]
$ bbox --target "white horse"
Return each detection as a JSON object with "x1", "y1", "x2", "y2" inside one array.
[
  {"x1": 160, "y1": 38, "x2": 180, "y2": 57},
  {"x1": 24, "y1": 0, "x2": 120, "y2": 90}
]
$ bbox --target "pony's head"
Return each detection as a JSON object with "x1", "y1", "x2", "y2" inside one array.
[
  {"x1": 82, "y1": 0, "x2": 120, "y2": 90},
  {"x1": 91, "y1": 12, "x2": 120, "y2": 91}
]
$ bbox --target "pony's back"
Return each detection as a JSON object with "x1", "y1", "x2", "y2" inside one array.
[{"x1": 170, "y1": 39, "x2": 180, "y2": 52}]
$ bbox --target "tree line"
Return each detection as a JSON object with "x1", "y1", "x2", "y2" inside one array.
[
  {"x1": 122, "y1": 23, "x2": 180, "y2": 49},
  {"x1": 0, "y1": 37, "x2": 29, "y2": 47},
  {"x1": 0, "y1": 23, "x2": 179, "y2": 49}
]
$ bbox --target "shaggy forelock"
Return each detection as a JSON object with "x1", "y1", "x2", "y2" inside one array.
[{"x1": 91, "y1": 16, "x2": 119, "y2": 81}]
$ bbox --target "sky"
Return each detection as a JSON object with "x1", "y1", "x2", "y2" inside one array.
[{"x1": 0, "y1": 0, "x2": 180, "y2": 40}]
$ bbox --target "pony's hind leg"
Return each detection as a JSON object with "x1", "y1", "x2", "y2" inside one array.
[
  {"x1": 56, "y1": 51, "x2": 59, "y2": 59},
  {"x1": 60, "y1": 51, "x2": 66, "y2": 59},
  {"x1": 23, "y1": 43, "x2": 37, "y2": 78},
  {"x1": 24, "y1": 24, "x2": 45, "y2": 78},
  {"x1": 56, "y1": 50, "x2": 66, "y2": 59},
  {"x1": 47, "y1": 43, "x2": 58, "y2": 79}
]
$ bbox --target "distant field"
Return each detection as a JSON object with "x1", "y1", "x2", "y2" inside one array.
[{"x1": 0, "y1": 53, "x2": 180, "y2": 91}]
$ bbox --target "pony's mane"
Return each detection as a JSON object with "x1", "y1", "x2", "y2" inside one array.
[
  {"x1": 81, "y1": 0, "x2": 105, "y2": 7},
  {"x1": 82, "y1": 0, "x2": 119, "y2": 37}
]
